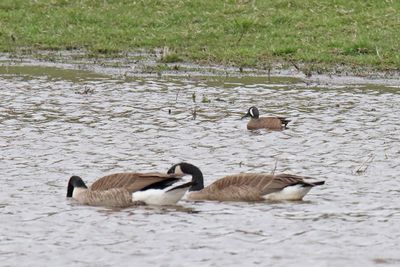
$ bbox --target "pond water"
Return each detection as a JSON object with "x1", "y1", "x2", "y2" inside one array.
[{"x1": 0, "y1": 65, "x2": 399, "y2": 266}]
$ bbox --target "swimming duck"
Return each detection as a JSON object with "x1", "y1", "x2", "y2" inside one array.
[{"x1": 242, "y1": 106, "x2": 290, "y2": 130}]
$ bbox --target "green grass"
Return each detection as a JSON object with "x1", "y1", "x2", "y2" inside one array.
[{"x1": 0, "y1": 0, "x2": 399, "y2": 70}]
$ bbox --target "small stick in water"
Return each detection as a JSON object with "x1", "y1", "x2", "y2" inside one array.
[{"x1": 354, "y1": 154, "x2": 375, "y2": 174}]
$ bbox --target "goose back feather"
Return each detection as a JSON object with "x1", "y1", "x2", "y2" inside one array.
[
  {"x1": 90, "y1": 172, "x2": 181, "y2": 193},
  {"x1": 189, "y1": 173, "x2": 313, "y2": 201},
  {"x1": 167, "y1": 163, "x2": 324, "y2": 202}
]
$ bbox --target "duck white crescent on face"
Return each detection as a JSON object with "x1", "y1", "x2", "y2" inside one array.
[{"x1": 249, "y1": 107, "x2": 255, "y2": 117}]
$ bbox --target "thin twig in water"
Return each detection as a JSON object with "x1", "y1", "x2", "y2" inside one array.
[
  {"x1": 271, "y1": 159, "x2": 278, "y2": 175},
  {"x1": 75, "y1": 86, "x2": 95, "y2": 95},
  {"x1": 236, "y1": 229, "x2": 266, "y2": 237},
  {"x1": 192, "y1": 106, "x2": 197, "y2": 120},
  {"x1": 354, "y1": 154, "x2": 375, "y2": 174},
  {"x1": 175, "y1": 88, "x2": 181, "y2": 103}
]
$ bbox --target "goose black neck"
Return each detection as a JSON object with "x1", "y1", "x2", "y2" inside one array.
[
  {"x1": 66, "y1": 176, "x2": 88, "y2": 197},
  {"x1": 180, "y1": 163, "x2": 204, "y2": 191},
  {"x1": 189, "y1": 168, "x2": 204, "y2": 192}
]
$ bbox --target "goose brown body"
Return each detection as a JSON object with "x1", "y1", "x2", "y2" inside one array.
[
  {"x1": 242, "y1": 106, "x2": 290, "y2": 130},
  {"x1": 188, "y1": 173, "x2": 318, "y2": 201},
  {"x1": 67, "y1": 171, "x2": 184, "y2": 208},
  {"x1": 167, "y1": 163, "x2": 324, "y2": 202},
  {"x1": 73, "y1": 187, "x2": 133, "y2": 208}
]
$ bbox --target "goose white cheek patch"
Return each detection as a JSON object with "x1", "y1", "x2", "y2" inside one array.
[
  {"x1": 72, "y1": 187, "x2": 86, "y2": 199},
  {"x1": 175, "y1": 165, "x2": 184, "y2": 176}
]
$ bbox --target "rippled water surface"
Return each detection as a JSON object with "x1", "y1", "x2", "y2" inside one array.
[{"x1": 1, "y1": 66, "x2": 400, "y2": 266}]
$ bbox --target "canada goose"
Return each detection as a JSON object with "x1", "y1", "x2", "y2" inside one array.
[
  {"x1": 167, "y1": 163, "x2": 324, "y2": 202},
  {"x1": 242, "y1": 106, "x2": 290, "y2": 130},
  {"x1": 66, "y1": 171, "x2": 193, "y2": 208}
]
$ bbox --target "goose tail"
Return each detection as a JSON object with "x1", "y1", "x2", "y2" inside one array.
[
  {"x1": 310, "y1": 181, "x2": 325, "y2": 186},
  {"x1": 295, "y1": 180, "x2": 325, "y2": 187}
]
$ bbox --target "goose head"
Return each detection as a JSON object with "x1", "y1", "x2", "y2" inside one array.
[
  {"x1": 66, "y1": 176, "x2": 88, "y2": 197},
  {"x1": 167, "y1": 162, "x2": 204, "y2": 191}
]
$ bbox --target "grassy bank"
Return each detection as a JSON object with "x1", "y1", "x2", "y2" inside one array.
[{"x1": 0, "y1": 0, "x2": 399, "y2": 71}]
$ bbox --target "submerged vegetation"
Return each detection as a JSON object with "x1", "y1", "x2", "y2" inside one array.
[{"x1": 0, "y1": 0, "x2": 399, "y2": 70}]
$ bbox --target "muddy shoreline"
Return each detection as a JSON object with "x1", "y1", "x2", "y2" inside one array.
[{"x1": 1, "y1": 50, "x2": 399, "y2": 86}]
